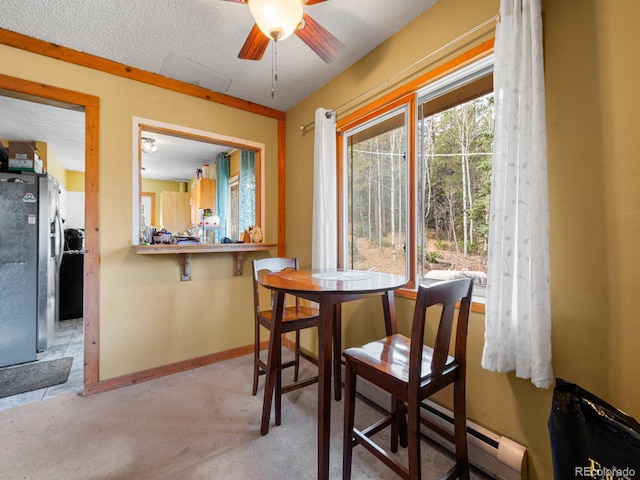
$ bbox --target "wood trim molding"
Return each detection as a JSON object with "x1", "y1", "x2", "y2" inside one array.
[
  {"x1": 83, "y1": 100, "x2": 100, "y2": 387},
  {"x1": 0, "y1": 27, "x2": 285, "y2": 121},
  {"x1": 336, "y1": 39, "x2": 494, "y2": 132},
  {"x1": 406, "y1": 95, "x2": 417, "y2": 291},
  {"x1": 83, "y1": 343, "x2": 257, "y2": 396},
  {"x1": 0, "y1": 73, "x2": 101, "y2": 389}
]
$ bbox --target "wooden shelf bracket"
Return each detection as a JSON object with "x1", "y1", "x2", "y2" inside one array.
[
  {"x1": 232, "y1": 251, "x2": 245, "y2": 277},
  {"x1": 181, "y1": 253, "x2": 192, "y2": 281}
]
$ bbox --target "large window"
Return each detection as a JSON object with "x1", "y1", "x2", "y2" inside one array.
[
  {"x1": 417, "y1": 58, "x2": 494, "y2": 298},
  {"x1": 342, "y1": 104, "x2": 409, "y2": 278},
  {"x1": 340, "y1": 56, "x2": 494, "y2": 300}
]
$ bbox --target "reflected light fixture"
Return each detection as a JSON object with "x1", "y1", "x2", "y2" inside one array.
[
  {"x1": 141, "y1": 137, "x2": 158, "y2": 153},
  {"x1": 248, "y1": 0, "x2": 303, "y2": 41}
]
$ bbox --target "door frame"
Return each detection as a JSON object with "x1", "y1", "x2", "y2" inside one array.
[{"x1": 0, "y1": 74, "x2": 100, "y2": 391}]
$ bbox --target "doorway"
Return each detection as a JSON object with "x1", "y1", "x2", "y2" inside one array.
[{"x1": 0, "y1": 74, "x2": 99, "y2": 407}]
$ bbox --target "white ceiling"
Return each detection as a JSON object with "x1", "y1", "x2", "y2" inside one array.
[
  {"x1": 0, "y1": 93, "x2": 233, "y2": 181},
  {"x1": 139, "y1": 130, "x2": 232, "y2": 182},
  {"x1": 0, "y1": 0, "x2": 438, "y2": 179}
]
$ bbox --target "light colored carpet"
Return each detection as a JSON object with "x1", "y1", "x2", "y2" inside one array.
[{"x1": 0, "y1": 354, "x2": 489, "y2": 480}]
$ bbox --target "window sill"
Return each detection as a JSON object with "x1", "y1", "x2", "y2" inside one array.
[
  {"x1": 134, "y1": 243, "x2": 276, "y2": 280},
  {"x1": 396, "y1": 286, "x2": 486, "y2": 314}
]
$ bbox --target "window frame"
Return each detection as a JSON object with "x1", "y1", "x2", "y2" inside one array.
[
  {"x1": 416, "y1": 56, "x2": 494, "y2": 304},
  {"x1": 340, "y1": 100, "x2": 412, "y2": 280},
  {"x1": 131, "y1": 117, "x2": 265, "y2": 246},
  {"x1": 336, "y1": 48, "x2": 494, "y2": 311}
]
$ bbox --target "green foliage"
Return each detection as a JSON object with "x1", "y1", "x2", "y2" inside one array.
[
  {"x1": 466, "y1": 242, "x2": 486, "y2": 255},
  {"x1": 424, "y1": 251, "x2": 439, "y2": 263},
  {"x1": 346, "y1": 110, "x2": 408, "y2": 247},
  {"x1": 346, "y1": 91, "x2": 493, "y2": 275},
  {"x1": 420, "y1": 93, "x2": 494, "y2": 253},
  {"x1": 435, "y1": 240, "x2": 453, "y2": 251}
]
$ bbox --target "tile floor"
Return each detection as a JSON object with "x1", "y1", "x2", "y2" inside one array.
[{"x1": 0, "y1": 318, "x2": 84, "y2": 411}]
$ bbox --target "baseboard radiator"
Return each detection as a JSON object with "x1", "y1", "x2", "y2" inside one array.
[{"x1": 350, "y1": 371, "x2": 528, "y2": 480}]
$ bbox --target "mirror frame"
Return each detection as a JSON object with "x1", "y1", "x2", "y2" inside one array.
[{"x1": 132, "y1": 117, "x2": 265, "y2": 245}]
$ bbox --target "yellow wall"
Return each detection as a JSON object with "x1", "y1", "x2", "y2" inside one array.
[
  {"x1": 0, "y1": 43, "x2": 281, "y2": 380},
  {"x1": 141, "y1": 178, "x2": 187, "y2": 197},
  {"x1": 37, "y1": 141, "x2": 69, "y2": 186},
  {"x1": 285, "y1": 0, "x2": 640, "y2": 479},
  {"x1": 66, "y1": 170, "x2": 85, "y2": 192},
  {"x1": 230, "y1": 149, "x2": 241, "y2": 177},
  {"x1": 544, "y1": 0, "x2": 640, "y2": 440}
]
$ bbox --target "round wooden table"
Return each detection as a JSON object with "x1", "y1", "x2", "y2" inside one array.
[{"x1": 257, "y1": 269, "x2": 407, "y2": 480}]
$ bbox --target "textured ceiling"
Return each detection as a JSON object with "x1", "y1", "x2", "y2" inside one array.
[
  {"x1": 0, "y1": 0, "x2": 437, "y2": 178},
  {"x1": 0, "y1": 94, "x2": 230, "y2": 181}
]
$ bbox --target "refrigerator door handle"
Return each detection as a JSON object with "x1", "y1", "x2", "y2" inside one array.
[{"x1": 54, "y1": 209, "x2": 64, "y2": 270}]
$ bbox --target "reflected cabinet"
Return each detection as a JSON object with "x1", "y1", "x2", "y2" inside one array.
[{"x1": 191, "y1": 178, "x2": 216, "y2": 224}]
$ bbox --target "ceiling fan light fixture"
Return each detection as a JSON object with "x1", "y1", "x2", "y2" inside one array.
[{"x1": 248, "y1": 0, "x2": 303, "y2": 41}]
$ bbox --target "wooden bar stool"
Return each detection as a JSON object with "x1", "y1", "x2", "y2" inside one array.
[
  {"x1": 342, "y1": 278, "x2": 474, "y2": 480},
  {"x1": 252, "y1": 257, "x2": 320, "y2": 429}
]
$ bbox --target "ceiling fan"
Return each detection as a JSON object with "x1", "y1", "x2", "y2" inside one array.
[{"x1": 223, "y1": 0, "x2": 344, "y2": 63}]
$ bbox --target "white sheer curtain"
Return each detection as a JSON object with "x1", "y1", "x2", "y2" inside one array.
[
  {"x1": 481, "y1": 0, "x2": 553, "y2": 388},
  {"x1": 311, "y1": 108, "x2": 338, "y2": 270}
]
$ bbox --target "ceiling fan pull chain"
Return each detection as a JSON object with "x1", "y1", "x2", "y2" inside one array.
[{"x1": 271, "y1": 39, "x2": 279, "y2": 98}]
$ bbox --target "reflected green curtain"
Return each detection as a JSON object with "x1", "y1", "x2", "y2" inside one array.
[
  {"x1": 216, "y1": 153, "x2": 230, "y2": 240},
  {"x1": 239, "y1": 150, "x2": 255, "y2": 232}
]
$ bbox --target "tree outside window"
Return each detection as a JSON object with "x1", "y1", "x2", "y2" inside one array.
[
  {"x1": 418, "y1": 92, "x2": 494, "y2": 297},
  {"x1": 340, "y1": 57, "x2": 494, "y2": 300},
  {"x1": 344, "y1": 106, "x2": 409, "y2": 278}
]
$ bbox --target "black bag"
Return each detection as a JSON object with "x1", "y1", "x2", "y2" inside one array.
[
  {"x1": 548, "y1": 378, "x2": 640, "y2": 479},
  {"x1": 0, "y1": 142, "x2": 7, "y2": 172}
]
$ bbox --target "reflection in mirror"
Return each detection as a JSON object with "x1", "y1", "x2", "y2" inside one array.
[
  {"x1": 229, "y1": 175, "x2": 240, "y2": 240},
  {"x1": 141, "y1": 192, "x2": 156, "y2": 228},
  {"x1": 135, "y1": 121, "x2": 263, "y2": 245}
]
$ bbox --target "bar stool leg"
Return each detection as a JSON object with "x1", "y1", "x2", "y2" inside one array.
[
  {"x1": 294, "y1": 330, "x2": 300, "y2": 382},
  {"x1": 342, "y1": 359, "x2": 357, "y2": 480}
]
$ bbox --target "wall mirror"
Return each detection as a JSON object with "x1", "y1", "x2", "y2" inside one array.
[{"x1": 133, "y1": 119, "x2": 264, "y2": 245}]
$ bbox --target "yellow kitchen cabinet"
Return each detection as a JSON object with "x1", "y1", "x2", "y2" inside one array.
[
  {"x1": 190, "y1": 178, "x2": 216, "y2": 224},
  {"x1": 160, "y1": 191, "x2": 190, "y2": 234}
]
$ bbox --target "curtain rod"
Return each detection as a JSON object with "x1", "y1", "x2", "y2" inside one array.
[
  {"x1": 299, "y1": 13, "x2": 499, "y2": 133},
  {"x1": 224, "y1": 148, "x2": 239, "y2": 158}
]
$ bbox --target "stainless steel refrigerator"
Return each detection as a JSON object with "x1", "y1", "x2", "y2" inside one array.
[{"x1": 0, "y1": 172, "x2": 63, "y2": 368}]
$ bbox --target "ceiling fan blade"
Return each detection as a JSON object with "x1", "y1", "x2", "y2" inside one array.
[
  {"x1": 220, "y1": 0, "x2": 247, "y2": 3},
  {"x1": 304, "y1": 0, "x2": 328, "y2": 4},
  {"x1": 295, "y1": 13, "x2": 344, "y2": 63},
  {"x1": 238, "y1": 23, "x2": 270, "y2": 61}
]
